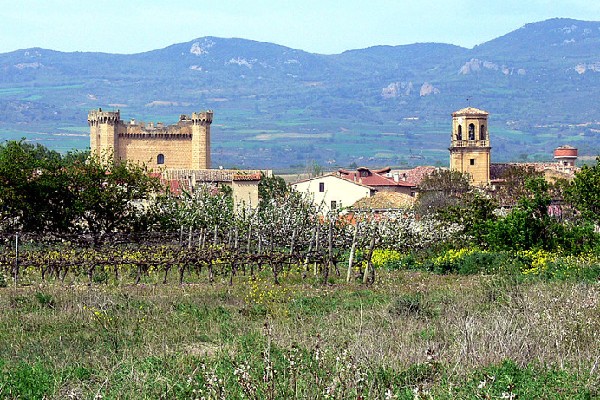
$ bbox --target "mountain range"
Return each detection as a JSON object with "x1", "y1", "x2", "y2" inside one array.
[{"x1": 1, "y1": 18, "x2": 600, "y2": 169}]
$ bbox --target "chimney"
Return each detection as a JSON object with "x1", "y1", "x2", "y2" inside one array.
[{"x1": 393, "y1": 173, "x2": 399, "y2": 182}]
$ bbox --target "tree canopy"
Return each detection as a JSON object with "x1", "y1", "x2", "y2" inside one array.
[
  {"x1": 0, "y1": 140, "x2": 160, "y2": 243},
  {"x1": 565, "y1": 157, "x2": 600, "y2": 224}
]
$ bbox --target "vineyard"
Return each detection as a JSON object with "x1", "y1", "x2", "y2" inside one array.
[
  {"x1": 0, "y1": 206, "x2": 458, "y2": 288},
  {"x1": 1, "y1": 142, "x2": 600, "y2": 398}
]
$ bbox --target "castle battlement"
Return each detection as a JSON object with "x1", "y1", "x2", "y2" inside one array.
[
  {"x1": 88, "y1": 108, "x2": 212, "y2": 170},
  {"x1": 191, "y1": 111, "x2": 213, "y2": 125},
  {"x1": 88, "y1": 108, "x2": 120, "y2": 126}
]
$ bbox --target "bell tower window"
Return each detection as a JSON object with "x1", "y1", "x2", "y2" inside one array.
[
  {"x1": 457, "y1": 125, "x2": 462, "y2": 140},
  {"x1": 480, "y1": 125, "x2": 486, "y2": 140},
  {"x1": 468, "y1": 124, "x2": 475, "y2": 140},
  {"x1": 157, "y1": 154, "x2": 165, "y2": 165}
]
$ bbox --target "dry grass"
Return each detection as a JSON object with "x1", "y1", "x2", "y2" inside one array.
[{"x1": 0, "y1": 270, "x2": 598, "y2": 398}]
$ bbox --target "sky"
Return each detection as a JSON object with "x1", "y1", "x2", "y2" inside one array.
[{"x1": 2, "y1": 0, "x2": 600, "y2": 54}]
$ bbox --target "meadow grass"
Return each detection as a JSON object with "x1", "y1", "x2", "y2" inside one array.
[{"x1": 0, "y1": 269, "x2": 598, "y2": 399}]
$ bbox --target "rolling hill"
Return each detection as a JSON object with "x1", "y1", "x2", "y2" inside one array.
[{"x1": 1, "y1": 18, "x2": 599, "y2": 169}]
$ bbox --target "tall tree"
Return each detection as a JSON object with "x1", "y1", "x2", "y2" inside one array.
[
  {"x1": 0, "y1": 141, "x2": 161, "y2": 240},
  {"x1": 484, "y1": 177, "x2": 556, "y2": 251},
  {"x1": 67, "y1": 154, "x2": 161, "y2": 244},
  {"x1": 415, "y1": 169, "x2": 472, "y2": 216},
  {"x1": 565, "y1": 157, "x2": 600, "y2": 224},
  {"x1": 0, "y1": 140, "x2": 71, "y2": 233}
]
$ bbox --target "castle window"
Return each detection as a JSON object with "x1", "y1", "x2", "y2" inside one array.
[
  {"x1": 157, "y1": 154, "x2": 165, "y2": 165},
  {"x1": 457, "y1": 125, "x2": 462, "y2": 140},
  {"x1": 319, "y1": 182, "x2": 325, "y2": 192},
  {"x1": 470, "y1": 158, "x2": 475, "y2": 165},
  {"x1": 468, "y1": 124, "x2": 475, "y2": 140},
  {"x1": 480, "y1": 125, "x2": 486, "y2": 140}
]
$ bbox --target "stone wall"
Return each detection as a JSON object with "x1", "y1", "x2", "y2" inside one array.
[
  {"x1": 450, "y1": 147, "x2": 491, "y2": 186},
  {"x1": 117, "y1": 135, "x2": 194, "y2": 170},
  {"x1": 88, "y1": 109, "x2": 212, "y2": 170}
]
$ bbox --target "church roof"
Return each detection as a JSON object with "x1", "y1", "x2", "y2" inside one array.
[{"x1": 452, "y1": 107, "x2": 489, "y2": 117}]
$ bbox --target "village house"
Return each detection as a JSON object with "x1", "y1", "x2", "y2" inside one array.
[
  {"x1": 338, "y1": 166, "x2": 416, "y2": 196},
  {"x1": 160, "y1": 168, "x2": 268, "y2": 209},
  {"x1": 292, "y1": 166, "x2": 417, "y2": 214}
]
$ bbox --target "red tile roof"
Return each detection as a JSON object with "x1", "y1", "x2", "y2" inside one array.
[
  {"x1": 392, "y1": 166, "x2": 438, "y2": 187},
  {"x1": 338, "y1": 167, "x2": 416, "y2": 188}
]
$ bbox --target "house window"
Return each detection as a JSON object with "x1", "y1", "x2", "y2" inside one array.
[
  {"x1": 319, "y1": 182, "x2": 325, "y2": 192},
  {"x1": 157, "y1": 154, "x2": 165, "y2": 165},
  {"x1": 480, "y1": 125, "x2": 486, "y2": 140},
  {"x1": 470, "y1": 158, "x2": 475, "y2": 165},
  {"x1": 330, "y1": 200, "x2": 337, "y2": 210}
]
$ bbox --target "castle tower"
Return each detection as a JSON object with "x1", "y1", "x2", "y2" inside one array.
[
  {"x1": 449, "y1": 107, "x2": 491, "y2": 186},
  {"x1": 88, "y1": 108, "x2": 121, "y2": 163},
  {"x1": 191, "y1": 111, "x2": 213, "y2": 169},
  {"x1": 554, "y1": 145, "x2": 578, "y2": 174}
]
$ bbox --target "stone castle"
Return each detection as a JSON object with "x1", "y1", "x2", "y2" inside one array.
[{"x1": 88, "y1": 108, "x2": 213, "y2": 169}]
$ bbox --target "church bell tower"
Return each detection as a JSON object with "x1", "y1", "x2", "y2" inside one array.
[{"x1": 449, "y1": 107, "x2": 491, "y2": 186}]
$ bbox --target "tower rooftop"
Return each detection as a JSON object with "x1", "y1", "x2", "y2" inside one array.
[{"x1": 452, "y1": 107, "x2": 489, "y2": 117}]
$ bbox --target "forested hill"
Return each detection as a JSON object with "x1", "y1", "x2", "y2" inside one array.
[{"x1": 1, "y1": 18, "x2": 600, "y2": 169}]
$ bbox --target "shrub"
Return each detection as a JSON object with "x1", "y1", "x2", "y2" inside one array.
[
  {"x1": 519, "y1": 251, "x2": 600, "y2": 281},
  {"x1": 389, "y1": 292, "x2": 435, "y2": 318},
  {"x1": 424, "y1": 248, "x2": 521, "y2": 275},
  {"x1": 370, "y1": 249, "x2": 414, "y2": 271},
  {"x1": 34, "y1": 292, "x2": 55, "y2": 309}
]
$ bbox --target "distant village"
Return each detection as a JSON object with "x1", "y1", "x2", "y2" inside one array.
[{"x1": 89, "y1": 106, "x2": 579, "y2": 212}]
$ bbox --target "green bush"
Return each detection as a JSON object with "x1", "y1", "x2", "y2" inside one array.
[
  {"x1": 424, "y1": 248, "x2": 511, "y2": 275},
  {"x1": 34, "y1": 292, "x2": 55, "y2": 309},
  {"x1": 389, "y1": 292, "x2": 435, "y2": 318},
  {"x1": 370, "y1": 249, "x2": 417, "y2": 271}
]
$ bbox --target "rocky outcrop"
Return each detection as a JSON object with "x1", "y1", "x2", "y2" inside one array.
[
  {"x1": 574, "y1": 62, "x2": 600, "y2": 74},
  {"x1": 226, "y1": 57, "x2": 256, "y2": 68},
  {"x1": 420, "y1": 82, "x2": 440, "y2": 96},
  {"x1": 459, "y1": 58, "x2": 525, "y2": 76},
  {"x1": 189, "y1": 39, "x2": 215, "y2": 56},
  {"x1": 381, "y1": 81, "x2": 414, "y2": 98}
]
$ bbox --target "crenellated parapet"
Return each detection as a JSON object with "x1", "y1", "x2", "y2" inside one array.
[
  {"x1": 191, "y1": 111, "x2": 213, "y2": 125},
  {"x1": 88, "y1": 108, "x2": 121, "y2": 126}
]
